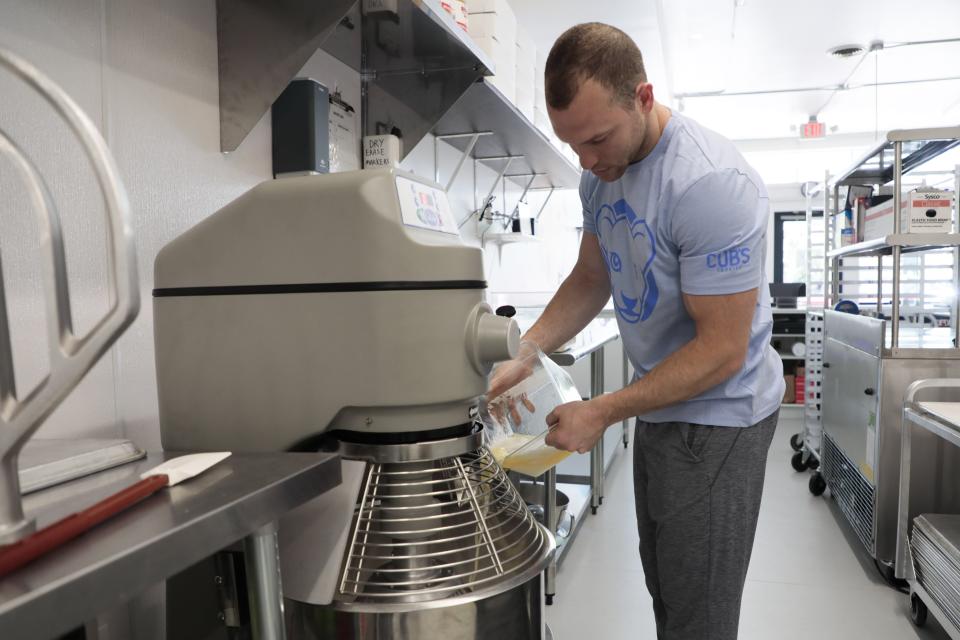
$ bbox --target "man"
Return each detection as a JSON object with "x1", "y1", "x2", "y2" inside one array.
[{"x1": 512, "y1": 22, "x2": 784, "y2": 640}]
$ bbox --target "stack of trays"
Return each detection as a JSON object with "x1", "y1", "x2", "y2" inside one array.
[{"x1": 912, "y1": 514, "x2": 960, "y2": 629}]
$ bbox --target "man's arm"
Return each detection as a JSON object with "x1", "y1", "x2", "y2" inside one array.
[
  {"x1": 598, "y1": 288, "x2": 756, "y2": 423},
  {"x1": 545, "y1": 288, "x2": 756, "y2": 453},
  {"x1": 522, "y1": 232, "x2": 611, "y2": 354}
]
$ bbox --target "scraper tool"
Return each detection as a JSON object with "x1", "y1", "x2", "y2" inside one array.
[{"x1": 0, "y1": 452, "x2": 231, "y2": 577}]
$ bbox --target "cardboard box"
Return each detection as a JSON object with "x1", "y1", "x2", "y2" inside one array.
[{"x1": 862, "y1": 189, "x2": 954, "y2": 241}]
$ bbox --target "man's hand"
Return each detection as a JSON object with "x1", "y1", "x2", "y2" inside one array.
[
  {"x1": 487, "y1": 353, "x2": 535, "y2": 403},
  {"x1": 544, "y1": 399, "x2": 611, "y2": 454}
]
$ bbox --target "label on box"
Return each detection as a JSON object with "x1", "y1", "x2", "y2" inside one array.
[{"x1": 862, "y1": 189, "x2": 953, "y2": 240}]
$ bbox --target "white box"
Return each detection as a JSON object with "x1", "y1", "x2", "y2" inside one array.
[
  {"x1": 515, "y1": 86, "x2": 535, "y2": 121},
  {"x1": 468, "y1": 11, "x2": 516, "y2": 46},
  {"x1": 862, "y1": 189, "x2": 954, "y2": 240},
  {"x1": 440, "y1": 0, "x2": 469, "y2": 32},
  {"x1": 472, "y1": 35, "x2": 516, "y2": 102},
  {"x1": 465, "y1": 0, "x2": 512, "y2": 14}
]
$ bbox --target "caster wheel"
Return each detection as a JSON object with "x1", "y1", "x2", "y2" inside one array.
[
  {"x1": 809, "y1": 473, "x2": 827, "y2": 496},
  {"x1": 807, "y1": 456, "x2": 820, "y2": 471},
  {"x1": 789, "y1": 433, "x2": 803, "y2": 451},
  {"x1": 910, "y1": 593, "x2": 928, "y2": 627},
  {"x1": 545, "y1": 594, "x2": 554, "y2": 606},
  {"x1": 591, "y1": 506, "x2": 598, "y2": 515},
  {"x1": 791, "y1": 451, "x2": 807, "y2": 472}
]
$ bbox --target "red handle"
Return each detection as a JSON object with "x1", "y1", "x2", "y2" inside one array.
[{"x1": 0, "y1": 474, "x2": 169, "y2": 578}]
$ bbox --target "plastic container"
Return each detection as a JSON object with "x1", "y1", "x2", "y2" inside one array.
[{"x1": 481, "y1": 343, "x2": 581, "y2": 477}]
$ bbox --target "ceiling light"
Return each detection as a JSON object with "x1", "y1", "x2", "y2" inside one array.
[{"x1": 827, "y1": 44, "x2": 865, "y2": 58}]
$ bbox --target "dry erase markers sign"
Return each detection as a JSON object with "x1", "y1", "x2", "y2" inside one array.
[{"x1": 363, "y1": 135, "x2": 401, "y2": 169}]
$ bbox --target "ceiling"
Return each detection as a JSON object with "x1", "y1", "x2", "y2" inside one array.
[{"x1": 509, "y1": 0, "x2": 960, "y2": 147}]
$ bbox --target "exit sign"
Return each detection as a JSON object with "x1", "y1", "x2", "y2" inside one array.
[{"x1": 801, "y1": 120, "x2": 826, "y2": 139}]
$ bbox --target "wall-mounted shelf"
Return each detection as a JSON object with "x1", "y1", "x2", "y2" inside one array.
[
  {"x1": 433, "y1": 79, "x2": 581, "y2": 191},
  {"x1": 216, "y1": 0, "x2": 493, "y2": 154}
]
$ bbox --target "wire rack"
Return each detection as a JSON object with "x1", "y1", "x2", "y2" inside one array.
[{"x1": 337, "y1": 447, "x2": 551, "y2": 606}]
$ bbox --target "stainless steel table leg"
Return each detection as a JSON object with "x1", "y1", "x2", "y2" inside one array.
[
  {"x1": 243, "y1": 521, "x2": 286, "y2": 640},
  {"x1": 543, "y1": 467, "x2": 557, "y2": 605},
  {"x1": 590, "y1": 348, "x2": 605, "y2": 513}
]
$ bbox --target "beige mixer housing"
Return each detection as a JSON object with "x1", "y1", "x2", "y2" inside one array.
[{"x1": 153, "y1": 168, "x2": 520, "y2": 451}]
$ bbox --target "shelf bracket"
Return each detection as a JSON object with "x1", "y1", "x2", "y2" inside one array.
[
  {"x1": 534, "y1": 186, "x2": 557, "y2": 222},
  {"x1": 433, "y1": 131, "x2": 493, "y2": 191},
  {"x1": 507, "y1": 173, "x2": 542, "y2": 229},
  {"x1": 479, "y1": 155, "x2": 523, "y2": 206}
]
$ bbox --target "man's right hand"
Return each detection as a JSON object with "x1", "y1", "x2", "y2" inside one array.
[{"x1": 486, "y1": 340, "x2": 539, "y2": 402}]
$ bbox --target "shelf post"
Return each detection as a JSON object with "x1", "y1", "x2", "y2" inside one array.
[
  {"x1": 824, "y1": 171, "x2": 831, "y2": 308},
  {"x1": 892, "y1": 141, "x2": 903, "y2": 348},
  {"x1": 877, "y1": 255, "x2": 883, "y2": 316},
  {"x1": 955, "y1": 165, "x2": 960, "y2": 349}
]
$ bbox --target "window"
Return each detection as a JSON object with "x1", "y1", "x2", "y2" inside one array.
[{"x1": 773, "y1": 211, "x2": 823, "y2": 285}]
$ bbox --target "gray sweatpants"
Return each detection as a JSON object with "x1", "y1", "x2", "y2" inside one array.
[{"x1": 633, "y1": 410, "x2": 779, "y2": 640}]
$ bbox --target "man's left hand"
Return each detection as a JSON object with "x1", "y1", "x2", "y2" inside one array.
[{"x1": 545, "y1": 399, "x2": 610, "y2": 454}]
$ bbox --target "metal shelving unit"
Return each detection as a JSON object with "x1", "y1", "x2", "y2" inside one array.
[
  {"x1": 215, "y1": 0, "x2": 494, "y2": 155},
  {"x1": 813, "y1": 126, "x2": 960, "y2": 579}
]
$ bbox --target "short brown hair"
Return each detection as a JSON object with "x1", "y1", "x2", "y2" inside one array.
[{"x1": 545, "y1": 22, "x2": 647, "y2": 110}]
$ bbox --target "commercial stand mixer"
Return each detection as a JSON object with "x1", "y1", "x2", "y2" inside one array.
[{"x1": 154, "y1": 168, "x2": 554, "y2": 639}]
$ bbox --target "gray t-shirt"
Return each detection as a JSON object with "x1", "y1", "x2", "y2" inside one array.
[{"x1": 581, "y1": 112, "x2": 784, "y2": 426}]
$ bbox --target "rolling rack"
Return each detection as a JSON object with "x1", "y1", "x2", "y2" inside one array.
[
  {"x1": 789, "y1": 183, "x2": 827, "y2": 485},
  {"x1": 813, "y1": 126, "x2": 960, "y2": 582},
  {"x1": 896, "y1": 379, "x2": 960, "y2": 636}
]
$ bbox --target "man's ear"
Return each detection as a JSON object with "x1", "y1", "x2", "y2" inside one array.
[{"x1": 636, "y1": 82, "x2": 655, "y2": 113}]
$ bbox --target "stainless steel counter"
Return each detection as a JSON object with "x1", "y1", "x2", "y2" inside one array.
[
  {"x1": 546, "y1": 317, "x2": 620, "y2": 367},
  {"x1": 0, "y1": 451, "x2": 340, "y2": 639}
]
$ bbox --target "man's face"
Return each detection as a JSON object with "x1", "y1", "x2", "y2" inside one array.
[{"x1": 548, "y1": 79, "x2": 647, "y2": 183}]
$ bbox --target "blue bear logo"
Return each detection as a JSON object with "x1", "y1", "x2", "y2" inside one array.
[{"x1": 595, "y1": 199, "x2": 659, "y2": 324}]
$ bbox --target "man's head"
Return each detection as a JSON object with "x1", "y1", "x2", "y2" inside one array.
[{"x1": 545, "y1": 22, "x2": 656, "y2": 182}]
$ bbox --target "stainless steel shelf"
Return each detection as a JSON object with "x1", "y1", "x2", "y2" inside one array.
[
  {"x1": 216, "y1": 0, "x2": 493, "y2": 154},
  {"x1": 0, "y1": 451, "x2": 341, "y2": 639},
  {"x1": 433, "y1": 79, "x2": 582, "y2": 190},
  {"x1": 833, "y1": 126, "x2": 960, "y2": 187},
  {"x1": 827, "y1": 234, "x2": 960, "y2": 259}
]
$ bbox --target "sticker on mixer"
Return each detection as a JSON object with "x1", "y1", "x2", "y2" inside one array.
[{"x1": 396, "y1": 176, "x2": 459, "y2": 235}]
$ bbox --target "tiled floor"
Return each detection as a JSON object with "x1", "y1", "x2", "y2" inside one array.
[{"x1": 544, "y1": 412, "x2": 952, "y2": 639}]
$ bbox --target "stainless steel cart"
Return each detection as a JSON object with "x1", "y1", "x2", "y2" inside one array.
[{"x1": 896, "y1": 380, "x2": 960, "y2": 636}]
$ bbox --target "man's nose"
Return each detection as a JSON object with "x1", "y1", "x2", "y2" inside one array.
[{"x1": 575, "y1": 147, "x2": 597, "y2": 171}]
